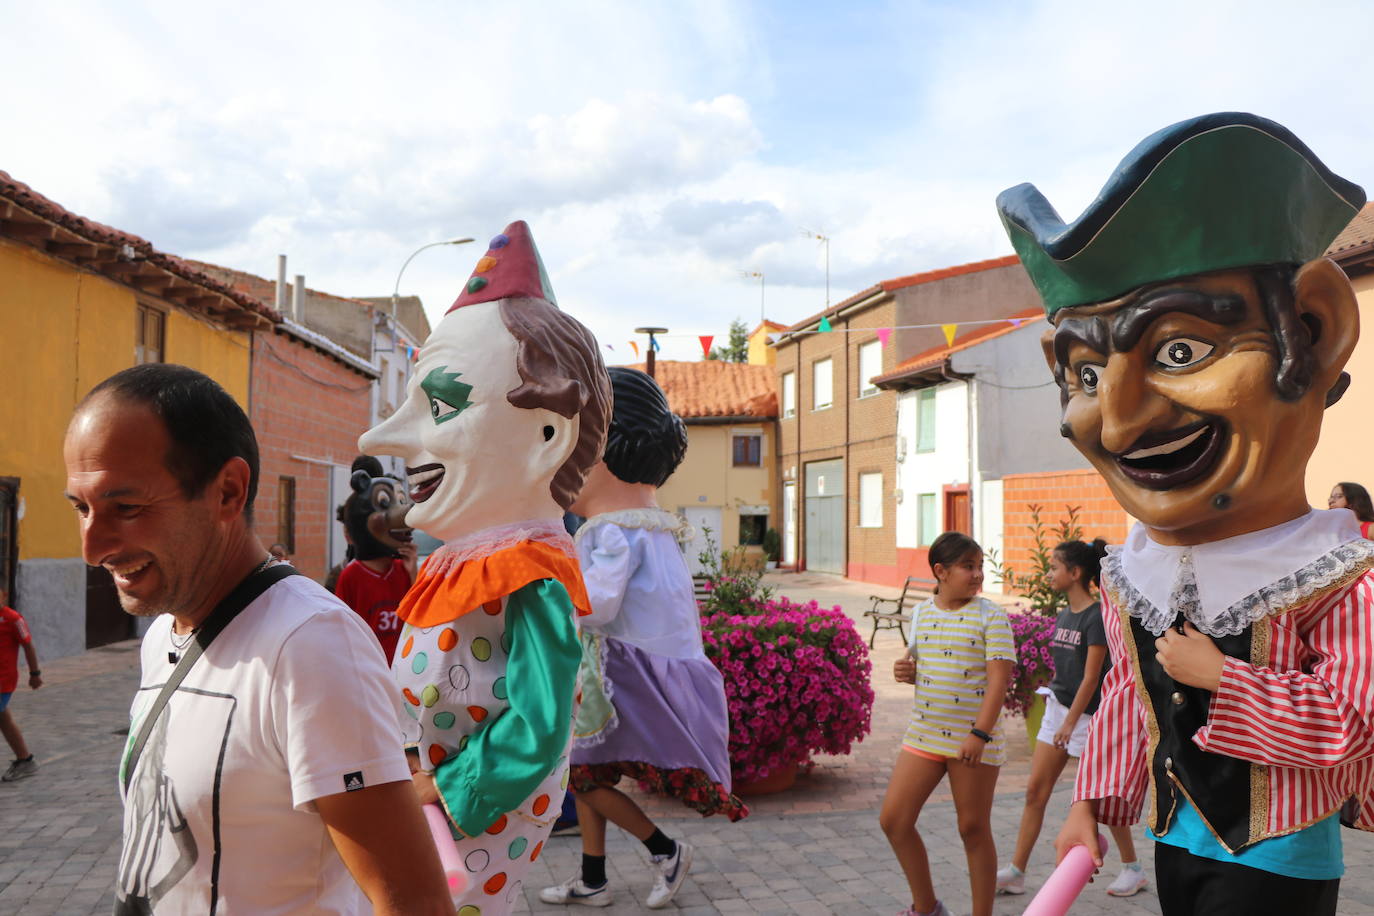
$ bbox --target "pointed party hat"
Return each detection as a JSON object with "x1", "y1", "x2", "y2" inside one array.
[{"x1": 446, "y1": 220, "x2": 558, "y2": 314}]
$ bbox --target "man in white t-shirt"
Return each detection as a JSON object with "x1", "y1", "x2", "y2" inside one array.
[{"x1": 63, "y1": 364, "x2": 453, "y2": 915}]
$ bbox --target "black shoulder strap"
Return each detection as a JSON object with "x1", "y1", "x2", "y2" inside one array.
[{"x1": 122, "y1": 563, "x2": 302, "y2": 792}]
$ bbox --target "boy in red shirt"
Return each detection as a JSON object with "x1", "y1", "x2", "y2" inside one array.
[
  {"x1": 0, "y1": 586, "x2": 42, "y2": 781},
  {"x1": 333, "y1": 469, "x2": 416, "y2": 662}
]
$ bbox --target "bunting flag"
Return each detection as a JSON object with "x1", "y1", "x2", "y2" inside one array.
[
  {"x1": 817, "y1": 316, "x2": 833, "y2": 332},
  {"x1": 767, "y1": 334, "x2": 779, "y2": 344},
  {"x1": 1008, "y1": 317, "x2": 1024, "y2": 328},
  {"x1": 699, "y1": 335, "x2": 714, "y2": 358},
  {"x1": 651, "y1": 337, "x2": 661, "y2": 352},
  {"x1": 604, "y1": 343, "x2": 615, "y2": 351},
  {"x1": 941, "y1": 323, "x2": 958, "y2": 347},
  {"x1": 875, "y1": 328, "x2": 892, "y2": 347},
  {"x1": 629, "y1": 341, "x2": 640, "y2": 358}
]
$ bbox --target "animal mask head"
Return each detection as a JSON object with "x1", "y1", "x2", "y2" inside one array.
[{"x1": 341, "y1": 470, "x2": 413, "y2": 560}]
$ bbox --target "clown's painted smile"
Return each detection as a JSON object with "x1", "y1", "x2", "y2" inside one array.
[
  {"x1": 407, "y1": 463, "x2": 445, "y2": 503},
  {"x1": 1115, "y1": 419, "x2": 1225, "y2": 490}
]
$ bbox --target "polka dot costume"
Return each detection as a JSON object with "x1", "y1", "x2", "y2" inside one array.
[{"x1": 397, "y1": 599, "x2": 571, "y2": 915}]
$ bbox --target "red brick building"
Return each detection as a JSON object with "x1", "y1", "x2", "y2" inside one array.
[{"x1": 249, "y1": 320, "x2": 378, "y2": 581}]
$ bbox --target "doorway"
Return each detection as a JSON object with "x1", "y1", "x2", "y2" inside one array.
[{"x1": 804, "y1": 460, "x2": 845, "y2": 574}]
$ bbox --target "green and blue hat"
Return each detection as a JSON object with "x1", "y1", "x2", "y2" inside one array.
[{"x1": 997, "y1": 112, "x2": 1365, "y2": 317}]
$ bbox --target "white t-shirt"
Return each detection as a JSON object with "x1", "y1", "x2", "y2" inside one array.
[{"x1": 115, "y1": 574, "x2": 412, "y2": 915}]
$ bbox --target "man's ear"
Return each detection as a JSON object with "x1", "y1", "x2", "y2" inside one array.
[
  {"x1": 1294, "y1": 257, "x2": 1360, "y2": 395},
  {"x1": 215, "y1": 457, "x2": 253, "y2": 520}
]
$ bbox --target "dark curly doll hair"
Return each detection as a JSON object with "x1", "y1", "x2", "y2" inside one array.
[
  {"x1": 602, "y1": 367, "x2": 688, "y2": 487},
  {"x1": 1055, "y1": 538, "x2": 1109, "y2": 589}
]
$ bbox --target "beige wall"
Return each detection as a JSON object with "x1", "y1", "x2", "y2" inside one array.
[
  {"x1": 658, "y1": 422, "x2": 777, "y2": 553},
  {"x1": 1307, "y1": 270, "x2": 1374, "y2": 505}
]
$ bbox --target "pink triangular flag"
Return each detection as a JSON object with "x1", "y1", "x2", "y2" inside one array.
[
  {"x1": 1008, "y1": 317, "x2": 1023, "y2": 328},
  {"x1": 875, "y1": 328, "x2": 892, "y2": 347},
  {"x1": 604, "y1": 343, "x2": 615, "y2": 351},
  {"x1": 699, "y1": 335, "x2": 714, "y2": 358},
  {"x1": 629, "y1": 341, "x2": 640, "y2": 358},
  {"x1": 941, "y1": 323, "x2": 957, "y2": 347}
]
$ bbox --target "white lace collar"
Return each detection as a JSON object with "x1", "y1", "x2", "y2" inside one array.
[
  {"x1": 422, "y1": 517, "x2": 574, "y2": 577},
  {"x1": 574, "y1": 508, "x2": 693, "y2": 545},
  {"x1": 1104, "y1": 509, "x2": 1374, "y2": 637}
]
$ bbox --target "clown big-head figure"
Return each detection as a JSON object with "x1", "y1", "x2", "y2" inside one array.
[
  {"x1": 359, "y1": 221, "x2": 610, "y2": 541},
  {"x1": 999, "y1": 113, "x2": 1365, "y2": 546}
]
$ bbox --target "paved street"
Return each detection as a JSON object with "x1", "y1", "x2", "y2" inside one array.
[{"x1": 3, "y1": 572, "x2": 1374, "y2": 914}]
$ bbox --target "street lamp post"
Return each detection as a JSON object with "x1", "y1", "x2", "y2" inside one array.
[
  {"x1": 390, "y1": 237, "x2": 475, "y2": 341},
  {"x1": 634, "y1": 326, "x2": 668, "y2": 378}
]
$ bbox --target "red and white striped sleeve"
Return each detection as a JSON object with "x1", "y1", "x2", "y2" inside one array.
[
  {"x1": 1195, "y1": 572, "x2": 1374, "y2": 769},
  {"x1": 1073, "y1": 590, "x2": 1148, "y2": 824}
]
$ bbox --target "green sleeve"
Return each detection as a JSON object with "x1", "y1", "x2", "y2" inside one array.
[{"x1": 433, "y1": 578, "x2": 581, "y2": 836}]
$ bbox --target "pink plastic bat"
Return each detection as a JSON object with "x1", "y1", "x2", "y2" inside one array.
[{"x1": 1022, "y1": 835, "x2": 1110, "y2": 916}]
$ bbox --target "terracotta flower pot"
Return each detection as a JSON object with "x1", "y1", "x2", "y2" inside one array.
[{"x1": 732, "y1": 762, "x2": 798, "y2": 796}]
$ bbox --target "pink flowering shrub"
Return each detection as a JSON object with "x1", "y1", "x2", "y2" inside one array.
[
  {"x1": 1005, "y1": 608, "x2": 1057, "y2": 717},
  {"x1": 702, "y1": 597, "x2": 875, "y2": 784}
]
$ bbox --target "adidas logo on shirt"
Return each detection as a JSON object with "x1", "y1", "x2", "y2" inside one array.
[{"x1": 343, "y1": 771, "x2": 365, "y2": 792}]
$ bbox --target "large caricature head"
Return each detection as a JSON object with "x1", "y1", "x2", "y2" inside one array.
[
  {"x1": 998, "y1": 113, "x2": 1364, "y2": 545},
  {"x1": 359, "y1": 222, "x2": 610, "y2": 541},
  {"x1": 339, "y1": 466, "x2": 412, "y2": 561}
]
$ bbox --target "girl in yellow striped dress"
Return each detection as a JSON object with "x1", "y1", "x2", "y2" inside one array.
[{"x1": 879, "y1": 532, "x2": 1014, "y2": 916}]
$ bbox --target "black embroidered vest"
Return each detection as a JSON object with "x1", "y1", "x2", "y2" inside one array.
[{"x1": 1127, "y1": 611, "x2": 1258, "y2": 852}]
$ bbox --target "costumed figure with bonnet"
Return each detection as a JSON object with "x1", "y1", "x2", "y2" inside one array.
[{"x1": 539, "y1": 367, "x2": 747, "y2": 910}]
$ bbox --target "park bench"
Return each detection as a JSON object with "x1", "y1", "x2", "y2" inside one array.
[{"x1": 864, "y1": 575, "x2": 935, "y2": 648}]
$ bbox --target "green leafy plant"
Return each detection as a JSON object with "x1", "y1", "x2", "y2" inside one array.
[
  {"x1": 696, "y1": 526, "x2": 774, "y2": 615},
  {"x1": 761, "y1": 527, "x2": 781, "y2": 563},
  {"x1": 986, "y1": 503, "x2": 1083, "y2": 615}
]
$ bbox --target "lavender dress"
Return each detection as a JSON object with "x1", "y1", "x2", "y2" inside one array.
[{"x1": 570, "y1": 509, "x2": 746, "y2": 819}]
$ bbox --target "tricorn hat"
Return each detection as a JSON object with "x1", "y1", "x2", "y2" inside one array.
[{"x1": 997, "y1": 112, "x2": 1365, "y2": 317}]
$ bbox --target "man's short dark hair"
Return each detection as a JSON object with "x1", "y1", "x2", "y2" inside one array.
[{"x1": 81, "y1": 364, "x2": 261, "y2": 522}]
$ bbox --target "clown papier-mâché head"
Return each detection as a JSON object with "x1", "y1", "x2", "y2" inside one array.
[
  {"x1": 359, "y1": 221, "x2": 611, "y2": 542},
  {"x1": 998, "y1": 113, "x2": 1365, "y2": 546}
]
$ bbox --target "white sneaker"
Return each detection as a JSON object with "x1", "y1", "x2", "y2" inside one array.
[
  {"x1": 646, "y1": 840, "x2": 693, "y2": 908},
  {"x1": 2, "y1": 757, "x2": 37, "y2": 782},
  {"x1": 995, "y1": 864, "x2": 1025, "y2": 895},
  {"x1": 539, "y1": 874, "x2": 613, "y2": 907},
  {"x1": 1106, "y1": 863, "x2": 1148, "y2": 897}
]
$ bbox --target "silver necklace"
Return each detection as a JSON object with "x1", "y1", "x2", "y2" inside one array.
[{"x1": 167, "y1": 555, "x2": 273, "y2": 664}]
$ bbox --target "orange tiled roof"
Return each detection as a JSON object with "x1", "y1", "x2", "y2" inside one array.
[
  {"x1": 620, "y1": 360, "x2": 777, "y2": 419},
  {"x1": 750, "y1": 319, "x2": 788, "y2": 336},
  {"x1": 872, "y1": 307, "x2": 1043, "y2": 386},
  {"x1": 1328, "y1": 202, "x2": 1374, "y2": 257},
  {"x1": 0, "y1": 170, "x2": 278, "y2": 322},
  {"x1": 778, "y1": 254, "x2": 1021, "y2": 338}
]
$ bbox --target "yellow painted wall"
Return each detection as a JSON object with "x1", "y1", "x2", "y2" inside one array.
[
  {"x1": 0, "y1": 239, "x2": 251, "y2": 561},
  {"x1": 747, "y1": 325, "x2": 777, "y2": 367},
  {"x1": 1308, "y1": 271, "x2": 1374, "y2": 507},
  {"x1": 657, "y1": 422, "x2": 777, "y2": 552}
]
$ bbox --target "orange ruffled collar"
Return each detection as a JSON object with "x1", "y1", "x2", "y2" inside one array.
[{"x1": 397, "y1": 539, "x2": 591, "y2": 628}]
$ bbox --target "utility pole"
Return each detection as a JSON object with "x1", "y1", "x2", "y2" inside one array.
[
  {"x1": 634, "y1": 326, "x2": 668, "y2": 378},
  {"x1": 742, "y1": 270, "x2": 765, "y2": 321},
  {"x1": 803, "y1": 231, "x2": 831, "y2": 307}
]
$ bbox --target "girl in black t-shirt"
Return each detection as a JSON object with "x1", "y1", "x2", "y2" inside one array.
[{"x1": 995, "y1": 539, "x2": 1148, "y2": 899}]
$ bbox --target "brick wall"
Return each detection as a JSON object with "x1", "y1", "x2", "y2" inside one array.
[
  {"x1": 776, "y1": 297, "x2": 899, "y2": 575},
  {"x1": 1000, "y1": 469, "x2": 1131, "y2": 595},
  {"x1": 251, "y1": 331, "x2": 375, "y2": 581}
]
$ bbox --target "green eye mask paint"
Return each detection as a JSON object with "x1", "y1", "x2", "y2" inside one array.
[{"x1": 421, "y1": 366, "x2": 474, "y2": 425}]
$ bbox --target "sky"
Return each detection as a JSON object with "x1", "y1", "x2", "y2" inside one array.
[{"x1": 5, "y1": 0, "x2": 1374, "y2": 362}]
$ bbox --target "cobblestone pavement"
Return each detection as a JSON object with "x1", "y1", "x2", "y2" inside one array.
[{"x1": 4, "y1": 572, "x2": 1374, "y2": 914}]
